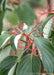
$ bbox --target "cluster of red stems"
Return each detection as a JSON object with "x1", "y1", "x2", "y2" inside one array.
[
  {"x1": 39, "y1": 5, "x2": 54, "y2": 21},
  {"x1": 8, "y1": 5, "x2": 54, "y2": 58},
  {"x1": 8, "y1": 22, "x2": 45, "y2": 58}
]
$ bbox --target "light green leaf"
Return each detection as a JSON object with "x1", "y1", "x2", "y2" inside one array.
[
  {"x1": 43, "y1": 18, "x2": 53, "y2": 38},
  {"x1": 5, "y1": 10, "x2": 18, "y2": 25},
  {"x1": 0, "y1": 34, "x2": 11, "y2": 48},
  {"x1": 34, "y1": 37, "x2": 54, "y2": 73},
  {"x1": 16, "y1": 55, "x2": 40, "y2": 75},
  {"x1": 0, "y1": 46, "x2": 11, "y2": 62}
]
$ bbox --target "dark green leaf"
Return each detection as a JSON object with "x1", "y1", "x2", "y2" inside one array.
[
  {"x1": 42, "y1": 17, "x2": 51, "y2": 26},
  {"x1": 48, "y1": 13, "x2": 54, "y2": 17},
  {"x1": 0, "y1": 70, "x2": 4, "y2": 75},
  {"x1": 0, "y1": 0, "x2": 2, "y2": 3},
  {"x1": 29, "y1": 0, "x2": 44, "y2": 7},
  {"x1": 0, "y1": 56, "x2": 17, "y2": 75},
  {"x1": 0, "y1": 0, "x2": 7, "y2": 34},
  {"x1": 10, "y1": 35, "x2": 16, "y2": 51},
  {"x1": 0, "y1": 0, "x2": 3, "y2": 9},
  {"x1": 0, "y1": 0, "x2": 6, "y2": 11},
  {"x1": 34, "y1": 37, "x2": 54, "y2": 73},
  {"x1": 16, "y1": 5, "x2": 34, "y2": 25},
  {"x1": 8, "y1": 64, "x2": 17, "y2": 75},
  {"x1": 16, "y1": 55, "x2": 40, "y2": 75},
  {"x1": 52, "y1": 36, "x2": 54, "y2": 46},
  {"x1": 0, "y1": 11, "x2": 4, "y2": 35}
]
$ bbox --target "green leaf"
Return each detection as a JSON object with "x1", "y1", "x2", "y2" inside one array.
[
  {"x1": 0, "y1": 70, "x2": 4, "y2": 75},
  {"x1": 0, "y1": 34, "x2": 11, "y2": 48},
  {"x1": 14, "y1": 34, "x2": 22, "y2": 49},
  {"x1": 0, "y1": 56, "x2": 17, "y2": 75},
  {"x1": 48, "y1": 13, "x2": 54, "y2": 17},
  {"x1": 21, "y1": 0, "x2": 29, "y2": 4},
  {"x1": 29, "y1": 0, "x2": 44, "y2": 7},
  {"x1": 10, "y1": 35, "x2": 16, "y2": 51},
  {"x1": 0, "y1": 0, "x2": 7, "y2": 34},
  {"x1": 43, "y1": 18, "x2": 53, "y2": 38},
  {"x1": 52, "y1": 36, "x2": 54, "y2": 46},
  {"x1": 43, "y1": 17, "x2": 51, "y2": 26},
  {"x1": 34, "y1": 37, "x2": 54, "y2": 73},
  {"x1": 16, "y1": 55, "x2": 40, "y2": 75},
  {"x1": 0, "y1": 46, "x2": 11, "y2": 62},
  {"x1": 5, "y1": 10, "x2": 18, "y2": 25},
  {"x1": 0, "y1": 11, "x2": 4, "y2": 35},
  {"x1": 16, "y1": 5, "x2": 34, "y2": 25},
  {"x1": 0, "y1": 0, "x2": 2, "y2": 3},
  {"x1": 0, "y1": 0, "x2": 6, "y2": 11},
  {"x1": 8, "y1": 64, "x2": 17, "y2": 75},
  {"x1": 10, "y1": 35, "x2": 24, "y2": 56},
  {"x1": 0, "y1": 1, "x2": 2, "y2": 9}
]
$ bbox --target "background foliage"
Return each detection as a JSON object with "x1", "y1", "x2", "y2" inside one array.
[{"x1": 0, "y1": 0, "x2": 54, "y2": 75}]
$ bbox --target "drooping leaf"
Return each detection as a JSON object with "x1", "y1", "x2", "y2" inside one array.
[
  {"x1": 0, "y1": 34, "x2": 11, "y2": 48},
  {"x1": 16, "y1": 55, "x2": 40, "y2": 75},
  {"x1": 10, "y1": 35, "x2": 25, "y2": 56},
  {"x1": 8, "y1": 64, "x2": 17, "y2": 75},
  {"x1": 14, "y1": 34, "x2": 22, "y2": 49},
  {"x1": 0, "y1": 56, "x2": 17, "y2": 75},
  {"x1": 34, "y1": 37, "x2": 54, "y2": 73},
  {"x1": 16, "y1": 5, "x2": 34, "y2": 25}
]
